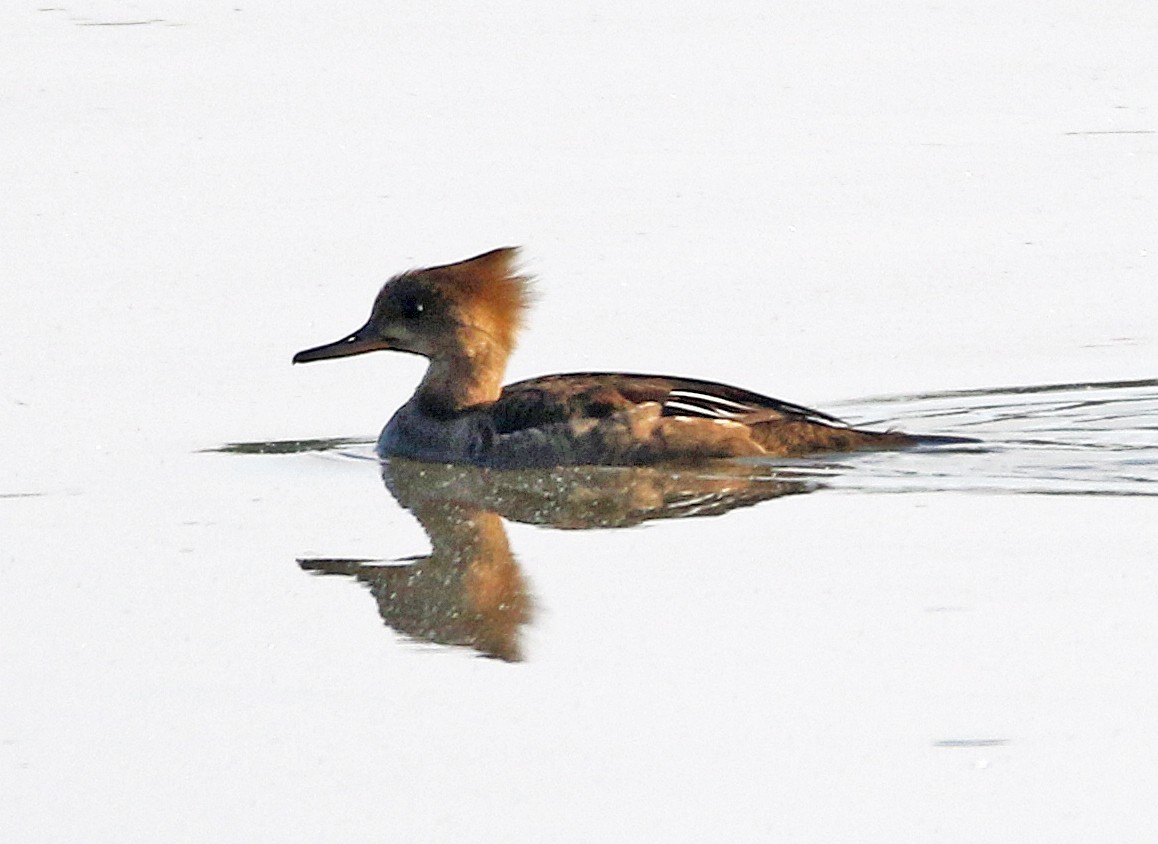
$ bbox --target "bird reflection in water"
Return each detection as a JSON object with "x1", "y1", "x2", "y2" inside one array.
[{"x1": 299, "y1": 458, "x2": 814, "y2": 661}]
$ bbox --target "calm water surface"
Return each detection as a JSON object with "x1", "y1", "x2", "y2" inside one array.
[
  {"x1": 7, "y1": 3, "x2": 1158, "y2": 839},
  {"x1": 217, "y1": 377, "x2": 1158, "y2": 662}
]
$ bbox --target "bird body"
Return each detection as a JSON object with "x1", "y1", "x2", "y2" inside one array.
[{"x1": 294, "y1": 248, "x2": 953, "y2": 467}]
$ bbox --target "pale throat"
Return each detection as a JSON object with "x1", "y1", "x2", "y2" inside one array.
[{"x1": 415, "y1": 333, "x2": 510, "y2": 412}]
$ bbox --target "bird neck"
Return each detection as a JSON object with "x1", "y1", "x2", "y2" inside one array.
[{"x1": 414, "y1": 339, "x2": 509, "y2": 416}]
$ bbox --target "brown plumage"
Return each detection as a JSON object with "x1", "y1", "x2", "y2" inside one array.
[
  {"x1": 293, "y1": 247, "x2": 965, "y2": 467},
  {"x1": 395, "y1": 246, "x2": 532, "y2": 358}
]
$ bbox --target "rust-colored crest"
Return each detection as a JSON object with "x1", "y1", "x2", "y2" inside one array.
[{"x1": 423, "y1": 247, "x2": 533, "y2": 352}]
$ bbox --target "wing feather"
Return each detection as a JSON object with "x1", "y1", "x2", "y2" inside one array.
[{"x1": 493, "y1": 372, "x2": 847, "y2": 435}]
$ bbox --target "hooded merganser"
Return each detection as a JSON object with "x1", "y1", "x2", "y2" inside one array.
[{"x1": 294, "y1": 247, "x2": 952, "y2": 467}]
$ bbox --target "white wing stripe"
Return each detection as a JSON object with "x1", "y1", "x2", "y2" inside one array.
[
  {"x1": 668, "y1": 390, "x2": 755, "y2": 412},
  {"x1": 663, "y1": 399, "x2": 742, "y2": 418}
]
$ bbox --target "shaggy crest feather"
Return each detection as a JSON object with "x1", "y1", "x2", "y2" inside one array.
[{"x1": 417, "y1": 247, "x2": 533, "y2": 353}]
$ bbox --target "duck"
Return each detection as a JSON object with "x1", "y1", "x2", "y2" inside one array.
[{"x1": 293, "y1": 247, "x2": 960, "y2": 467}]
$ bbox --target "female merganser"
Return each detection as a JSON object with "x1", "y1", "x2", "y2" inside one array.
[{"x1": 294, "y1": 247, "x2": 951, "y2": 467}]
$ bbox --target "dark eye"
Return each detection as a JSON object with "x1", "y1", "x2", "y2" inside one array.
[{"x1": 399, "y1": 296, "x2": 425, "y2": 319}]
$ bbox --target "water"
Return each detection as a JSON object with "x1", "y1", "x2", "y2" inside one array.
[
  {"x1": 210, "y1": 377, "x2": 1158, "y2": 665},
  {"x1": 5, "y1": 2, "x2": 1158, "y2": 841},
  {"x1": 222, "y1": 377, "x2": 1158, "y2": 497},
  {"x1": 816, "y1": 377, "x2": 1158, "y2": 496}
]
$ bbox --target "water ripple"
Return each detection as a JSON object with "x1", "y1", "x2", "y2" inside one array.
[
  {"x1": 216, "y1": 378, "x2": 1158, "y2": 498},
  {"x1": 816, "y1": 378, "x2": 1158, "y2": 496}
]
